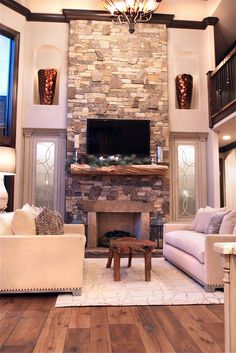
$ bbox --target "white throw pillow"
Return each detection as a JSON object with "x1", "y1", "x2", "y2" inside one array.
[
  {"x1": 219, "y1": 210, "x2": 236, "y2": 234},
  {"x1": 22, "y1": 203, "x2": 40, "y2": 216},
  {"x1": 190, "y1": 208, "x2": 204, "y2": 231},
  {"x1": 12, "y1": 209, "x2": 37, "y2": 235},
  {"x1": 0, "y1": 212, "x2": 14, "y2": 235}
]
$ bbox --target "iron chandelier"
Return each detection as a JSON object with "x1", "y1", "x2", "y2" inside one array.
[{"x1": 103, "y1": 0, "x2": 162, "y2": 34}]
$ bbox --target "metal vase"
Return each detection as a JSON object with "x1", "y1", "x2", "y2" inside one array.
[
  {"x1": 38, "y1": 69, "x2": 57, "y2": 105},
  {"x1": 175, "y1": 74, "x2": 193, "y2": 109}
]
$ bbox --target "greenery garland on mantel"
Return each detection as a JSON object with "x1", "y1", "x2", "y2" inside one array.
[{"x1": 86, "y1": 154, "x2": 152, "y2": 167}]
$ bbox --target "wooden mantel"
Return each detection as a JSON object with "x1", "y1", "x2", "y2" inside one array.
[{"x1": 70, "y1": 163, "x2": 168, "y2": 176}]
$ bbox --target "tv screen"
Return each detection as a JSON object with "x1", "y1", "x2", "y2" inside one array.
[{"x1": 87, "y1": 119, "x2": 150, "y2": 156}]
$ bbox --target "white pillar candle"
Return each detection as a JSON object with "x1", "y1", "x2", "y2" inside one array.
[{"x1": 74, "y1": 134, "x2": 80, "y2": 149}]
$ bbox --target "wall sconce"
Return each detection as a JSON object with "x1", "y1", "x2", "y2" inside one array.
[{"x1": 0, "y1": 147, "x2": 16, "y2": 212}]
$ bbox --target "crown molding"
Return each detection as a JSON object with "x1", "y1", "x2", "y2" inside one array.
[
  {"x1": 28, "y1": 13, "x2": 66, "y2": 23},
  {"x1": 219, "y1": 141, "x2": 236, "y2": 153},
  {"x1": 168, "y1": 17, "x2": 218, "y2": 30},
  {"x1": 1, "y1": 1, "x2": 218, "y2": 29},
  {"x1": 0, "y1": 0, "x2": 30, "y2": 18}
]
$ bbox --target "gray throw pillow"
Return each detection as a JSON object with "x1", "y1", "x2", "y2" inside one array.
[
  {"x1": 35, "y1": 208, "x2": 64, "y2": 235},
  {"x1": 204, "y1": 212, "x2": 225, "y2": 234}
]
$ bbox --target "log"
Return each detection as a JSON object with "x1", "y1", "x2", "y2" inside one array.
[{"x1": 70, "y1": 163, "x2": 168, "y2": 176}]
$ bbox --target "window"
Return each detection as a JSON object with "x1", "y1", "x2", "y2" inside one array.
[
  {"x1": 177, "y1": 144, "x2": 196, "y2": 218},
  {"x1": 35, "y1": 141, "x2": 56, "y2": 210},
  {"x1": 23, "y1": 129, "x2": 66, "y2": 216},
  {"x1": 0, "y1": 24, "x2": 19, "y2": 147},
  {"x1": 170, "y1": 133, "x2": 208, "y2": 222}
]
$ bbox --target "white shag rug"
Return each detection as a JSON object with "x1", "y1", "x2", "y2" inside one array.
[{"x1": 56, "y1": 258, "x2": 224, "y2": 307}]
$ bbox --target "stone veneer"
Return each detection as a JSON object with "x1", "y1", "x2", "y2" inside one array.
[{"x1": 66, "y1": 20, "x2": 169, "y2": 230}]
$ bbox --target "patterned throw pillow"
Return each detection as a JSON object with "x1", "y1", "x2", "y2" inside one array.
[
  {"x1": 204, "y1": 212, "x2": 226, "y2": 234},
  {"x1": 35, "y1": 208, "x2": 64, "y2": 235}
]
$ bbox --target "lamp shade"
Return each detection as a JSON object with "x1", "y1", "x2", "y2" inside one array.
[{"x1": 0, "y1": 147, "x2": 16, "y2": 175}]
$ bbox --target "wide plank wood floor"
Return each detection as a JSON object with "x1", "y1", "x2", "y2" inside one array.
[{"x1": 0, "y1": 295, "x2": 224, "y2": 353}]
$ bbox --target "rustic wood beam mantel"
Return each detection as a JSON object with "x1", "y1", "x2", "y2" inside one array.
[{"x1": 70, "y1": 163, "x2": 168, "y2": 176}]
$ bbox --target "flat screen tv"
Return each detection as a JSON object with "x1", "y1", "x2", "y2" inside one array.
[{"x1": 87, "y1": 119, "x2": 150, "y2": 156}]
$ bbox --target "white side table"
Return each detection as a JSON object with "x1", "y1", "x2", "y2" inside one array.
[{"x1": 214, "y1": 242, "x2": 236, "y2": 353}]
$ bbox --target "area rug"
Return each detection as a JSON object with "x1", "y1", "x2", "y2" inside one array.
[{"x1": 56, "y1": 258, "x2": 224, "y2": 307}]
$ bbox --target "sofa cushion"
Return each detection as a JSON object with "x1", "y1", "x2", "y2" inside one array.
[
  {"x1": 195, "y1": 208, "x2": 225, "y2": 233},
  {"x1": 12, "y1": 209, "x2": 37, "y2": 235},
  {"x1": 219, "y1": 210, "x2": 236, "y2": 234},
  {"x1": 190, "y1": 208, "x2": 204, "y2": 230},
  {"x1": 191, "y1": 206, "x2": 227, "y2": 233},
  {"x1": 205, "y1": 212, "x2": 226, "y2": 234},
  {"x1": 35, "y1": 208, "x2": 64, "y2": 235},
  {"x1": 0, "y1": 212, "x2": 14, "y2": 235},
  {"x1": 165, "y1": 230, "x2": 205, "y2": 264}
]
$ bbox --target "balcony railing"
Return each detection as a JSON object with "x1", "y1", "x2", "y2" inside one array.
[{"x1": 207, "y1": 47, "x2": 236, "y2": 127}]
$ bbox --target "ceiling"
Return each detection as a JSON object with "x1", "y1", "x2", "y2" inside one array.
[
  {"x1": 214, "y1": 116, "x2": 236, "y2": 148},
  {"x1": 16, "y1": 0, "x2": 221, "y2": 21}
]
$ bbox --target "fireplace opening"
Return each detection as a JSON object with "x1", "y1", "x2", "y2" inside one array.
[
  {"x1": 99, "y1": 229, "x2": 133, "y2": 247},
  {"x1": 97, "y1": 212, "x2": 140, "y2": 247}
]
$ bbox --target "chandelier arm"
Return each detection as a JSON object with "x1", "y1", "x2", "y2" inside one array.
[{"x1": 103, "y1": 0, "x2": 162, "y2": 33}]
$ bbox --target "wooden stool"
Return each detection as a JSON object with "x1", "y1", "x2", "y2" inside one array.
[{"x1": 106, "y1": 237, "x2": 156, "y2": 282}]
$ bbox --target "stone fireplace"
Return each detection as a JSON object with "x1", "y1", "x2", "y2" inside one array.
[{"x1": 66, "y1": 20, "x2": 169, "y2": 247}]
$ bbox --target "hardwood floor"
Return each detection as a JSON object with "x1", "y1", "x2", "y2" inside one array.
[{"x1": 0, "y1": 295, "x2": 224, "y2": 353}]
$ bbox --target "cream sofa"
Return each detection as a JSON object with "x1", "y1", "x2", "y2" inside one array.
[
  {"x1": 163, "y1": 222, "x2": 236, "y2": 291},
  {"x1": 0, "y1": 212, "x2": 86, "y2": 295}
]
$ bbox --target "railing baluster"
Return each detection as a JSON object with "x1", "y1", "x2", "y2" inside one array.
[{"x1": 208, "y1": 47, "x2": 236, "y2": 127}]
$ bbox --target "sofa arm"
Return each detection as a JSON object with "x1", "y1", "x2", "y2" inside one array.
[
  {"x1": 0, "y1": 234, "x2": 86, "y2": 293},
  {"x1": 204, "y1": 234, "x2": 236, "y2": 285},
  {"x1": 64, "y1": 223, "x2": 85, "y2": 234},
  {"x1": 164, "y1": 223, "x2": 192, "y2": 235}
]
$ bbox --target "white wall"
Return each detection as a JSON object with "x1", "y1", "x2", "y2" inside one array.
[
  {"x1": 22, "y1": 22, "x2": 68, "y2": 129},
  {"x1": 168, "y1": 25, "x2": 221, "y2": 207},
  {"x1": 207, "y1": 130, "x2": 221, "y2": 207},
  {"x1": 168, "y1": 28, "x2": 211, "y2": 133},
  {"x1": 0, "y1": 5, "x2": 26, "y2": 209},
  {"x1": 225, "y1": 149, "x2": 236, "y2": 210}
]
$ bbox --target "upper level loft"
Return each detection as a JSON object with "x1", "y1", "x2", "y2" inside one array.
[{"x1": 208, "y1": 46, "x2": 236, "y2": 128}]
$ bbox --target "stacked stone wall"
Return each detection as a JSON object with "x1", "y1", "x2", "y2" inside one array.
[{"x1": 66, "y1": 20, "x2": 169, "y2": 225}]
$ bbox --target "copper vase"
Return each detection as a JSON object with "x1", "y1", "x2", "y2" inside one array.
[
  {"x1": 175, "y1": 74, "x2": 193, "y2": 109},
  {"x1": 38, "y1": 69, "x2": 57, "y2": 105}
]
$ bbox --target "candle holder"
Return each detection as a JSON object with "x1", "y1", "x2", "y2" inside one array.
[{"x1": 74, "y1": 149, "x2": 79, "y2": 163}]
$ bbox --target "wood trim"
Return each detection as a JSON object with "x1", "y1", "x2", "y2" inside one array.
[
  {"x1": 219, "y1": 157, "x2": 225, "y2": 207},
  {"x1": 207, "y1": 70, "x2": 214, "y2": 128},
  {"x1": 168, "y1": 17, "x2": 218, "y2": 30},
  {"x1": 210, "y1": 100, "x2": 236, "y2": 127},
  {"x1": 0, "y1": 0, "x2": 30, "y2": 18},
  {"x1": 1, "y1": 1, "x2": 219, "y2": 29},
  {"x1": 0, "y1": 23, "x2": 19, "y2": 211},
  {"x1": 219, "y1": 142, "x2": 236, "y2": 154},
  {"x1": 63, "y1": 9, "x2": 112, "y2": 23},
  {"x1": 0, "y1": 23, "x2": 20, "y2": 148},
  {"x1": 210, "y1": 46, "x2": 236, "y2": 78},
  {"x1": 28, "y1": 13, "x2": 66, "y2": 23}
]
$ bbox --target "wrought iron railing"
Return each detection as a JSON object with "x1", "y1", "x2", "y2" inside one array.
[{"x1": 207, "y1": 47, "x2": 236, "y2": 127}]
